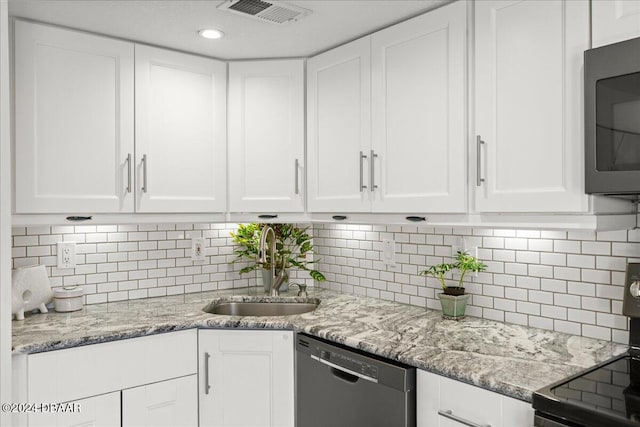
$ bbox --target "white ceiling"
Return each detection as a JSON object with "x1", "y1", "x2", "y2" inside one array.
[{"x1": 8, "y1": 0, "x2": 452, "y2": 60}]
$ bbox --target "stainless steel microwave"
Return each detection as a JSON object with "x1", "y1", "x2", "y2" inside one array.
[{"x1": 585, "y1": 36, "x2": 640, "y2": 198}]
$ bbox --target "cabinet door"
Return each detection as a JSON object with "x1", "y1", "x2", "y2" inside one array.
[
  {"x1": 371, "y1": 1, "x2": 467, "y2": 213},
  {"x1": 14, "y1": 20, "x2": 134, "y2": 213},
  {"x1": 474, "y1": 0, "x2": 589, "y2": 213},
  {"x1": 135, "y1": 45, "x2": 226, "y2": 213},
  {"x1": 228, "y1": 60, "x2": 304, "y2": 213},
  {"x1": 199, "y1": 330, "x2": 294, "y2": 427},
  {"x1": 29, "y1": 392, "x2": 120, "y2": 427},
  {"x1": 307, "y1": 38, "x2": 372, "y2": 212},
  {"x1": 592, "y1": 0, "x2": 640, "y2": 48},
  {"x1": 122, "y1": 375, "x2": 197, "y2": 427}
]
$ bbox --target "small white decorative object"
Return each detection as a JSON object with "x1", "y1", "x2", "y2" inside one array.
[
  {"x1": 12, "y1": 265, "x2": 53, "y2": 321},
  {"x1": 53, "y1": 287, "x2": 84, "y2": 312}
]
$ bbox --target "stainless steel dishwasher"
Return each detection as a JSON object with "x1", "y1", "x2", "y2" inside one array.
[{"x1": 296, "y1": 333, "x2": 416, "y2": 427}]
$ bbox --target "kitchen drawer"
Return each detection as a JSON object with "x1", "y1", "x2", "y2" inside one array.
[
  {"x1": 417, "y1": 369, "x2": 533, "y2": 427},
  {"x1": 28, "y1": 391, "x2": 120, "y2": 427},
  {"x1": 122, "y1": 374, "x2": 198, "y2": 427},
  {"x1": 27, "y1": 329, "x2": 197, "y2": 403}
]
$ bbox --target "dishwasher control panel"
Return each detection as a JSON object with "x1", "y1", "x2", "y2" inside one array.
[{"x1": 320, "y1": 349, "x2": 379, "y2": 380}]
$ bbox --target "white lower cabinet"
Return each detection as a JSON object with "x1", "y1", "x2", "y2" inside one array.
[
  {"x1": 13, "y1": 330, "x2": 198, "y2": 427},
  {"x1": 29, "y1": 392, "x2": 121, "y2": 427},
  {"x1": 198, "y1": 329, "x2": 294, "y2": 427},
  {"x1": 417, "y1": 370, "x2": 534, "y2": 427},
  {"x1": 122, "y1": 375, "x2": 198, "y2": 427}
]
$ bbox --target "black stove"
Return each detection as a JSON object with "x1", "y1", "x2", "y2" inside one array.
[{"x1": 533, "y1": 263, "x2": 640, "y2": 427}]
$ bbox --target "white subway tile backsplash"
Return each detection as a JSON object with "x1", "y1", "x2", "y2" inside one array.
[
  {"x1": 567, "y1": 254, "x2": 595, "y2": 269},
  {"x1": 529, "y1": 239, "x2": 553, "y2": 252},
  {"x1": 554, "y1": 267, "x2": 581, "y2": 281},
  {"x1": 555, "y1": 320, "x2": 581, "y2": 335},
  {"x1": 568, "y1": 309, "x2": 596, "y2": 325},
  {"x1": 516, "y1": 276, "x2": 540, "y2": 290},
  {"x1": 312, "y1": 223, "x2": 638, "y2": 345},
  {"x1": 583, "y1": 324, "x2": 611, "y2": 341},
  {"x1": 597, "y1": 230, "x2": 628, "y2": 242},
  {"x1": 554, "y1": 240, "x2": 581, "y2": 254},
  {"x1": 612, "y1": 243, "x2": 640, "y2": 257},
  {"x1": 529, "y1": 316, "x2": 553, "y2": 331},
  {"x1": 13, "y1": 222, "x2": 638, "y2": 346},
  {"x1": 504, "y1": 238, "x2": 528, "y2": 250},
  {"x1": 541, "y1": 304, "x2": 567, "y2": 320},
  {"x1": 541, "y1": 252, "x2": 567, "y2": 266},
  {"x1": 516, "y1": 301, "x2": 540, "y2": 316},
  {"x1": 12, "y1": 223, "x2": 316, "y2": 309},
  {"x1": 483, "y1": 237, "x2": 505, "y2": 249},
  {"x1": 505, "y1": 312, "x2": 528, "y2": 326}
]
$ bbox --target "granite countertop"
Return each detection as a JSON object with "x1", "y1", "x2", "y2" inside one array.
[{"x1": 12, "y1": 287, "x2": 627, "y2": 402}]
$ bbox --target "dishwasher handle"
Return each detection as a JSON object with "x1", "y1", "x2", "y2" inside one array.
[{"x1": 311, "y1": 354, "x2": 378, "y2": 384}]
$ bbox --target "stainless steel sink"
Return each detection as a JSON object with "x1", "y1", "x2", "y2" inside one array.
[{"x1": 203, "y1": 299, "x2": 319, "y2": 316}]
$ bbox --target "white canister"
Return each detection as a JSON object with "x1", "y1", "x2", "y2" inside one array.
[{"x1": 53, "y1": 287, "x2": 84, "y2": 312}]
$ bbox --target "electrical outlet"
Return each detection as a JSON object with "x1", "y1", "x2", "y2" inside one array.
[
  {"x1": 57, "y1": 242, "x2": 76, "y2": 269},
  {"x1": 382, "y1": 239, "x2": 396, "y2": 266},
  {"x1": 192, "y1": 238, "x2": 206, "y2": 261}
]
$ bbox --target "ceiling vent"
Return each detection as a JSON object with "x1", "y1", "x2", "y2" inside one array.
[{"x1": 217, "y1": 0, "x2": 312, "y2": 25}]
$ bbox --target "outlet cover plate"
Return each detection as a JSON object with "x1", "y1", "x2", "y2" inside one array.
[
  {"x1": 382, "y1": 238, "x2": 396, "y2": 266},
  {"x1": 57, "y1": 241, "x2": 76, "y2": 269},
  {"x1": 192, "y1": 238, "x2": 206, "y2": 261}
]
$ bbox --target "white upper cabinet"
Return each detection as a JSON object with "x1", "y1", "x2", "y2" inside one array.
[
  {"x1": 474, "y1": 0, "x2": 590, "y2": 213},
  {"x1": 228, "y1": 60, "x2": 304, "y2": 213},
  {"x1": 592, "y1": 0, "x2": 640, "y2": 48},
  {"x1": 371, "y1": 1, "x2": 467, "y2": 213},
  {"x1": 14, "y1": 20, "x2": 135, "y2": 213},
  {"x1": 135, "y1": 45, "x2": 227, "y2": 213},
  {"x1": 307, "y1": 1, "x2": 466, "y2": 214},
  {"x1": 307, "y1": 37, "x2": 372, "y2": 213}
]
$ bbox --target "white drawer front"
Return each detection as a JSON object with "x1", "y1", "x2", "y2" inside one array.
[
  {"x1": 28, "y1": 391, "x2": 120, "y2": 427},
  {"x1": 28, "y1": 330, "x2": 197, "y2": 403},
  {"x1": 417, "y1": 370, "x2": 533, "y2": 427}
]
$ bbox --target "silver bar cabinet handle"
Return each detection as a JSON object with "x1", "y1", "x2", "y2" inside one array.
[
  {"x1": 438, "y1": 409, "x2": 491, "y2": 427},
  {"x1": 294, "y1": 158, "x2": 300, "y2": 195},
  {"x1": 204, "y1": 352, "x2": 211, "y2": 394},
  {"x1": 476, "y1": 136, "x2": 485, "y2": 187},
  {"x1": 126, "y1": 153, "x2": 132, "y2": 193},
  {"x1": 370, "y1": 150, "x2": 378, "y2": 192},
  {"x1": 359, "y1": 151, "x2": 368, "y2": 191},
  {"x1": 141, "y1": 154, "x2": 148, "y2": 193}
]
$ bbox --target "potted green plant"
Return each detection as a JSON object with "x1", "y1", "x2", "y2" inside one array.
[
  {"x1": 230, "y1": 223, "x2": 326, "y2": 292},
  {"x1": 419, "y1": 250, "x2": 487, "y2": 320}
]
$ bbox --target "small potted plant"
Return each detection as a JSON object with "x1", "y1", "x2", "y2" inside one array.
[
  {"x1": 230, "y1": 223, "x2": 326, "y2": 292},
  {"x1": 419, "y1": 250, "x2": 487, "y2": 320}
]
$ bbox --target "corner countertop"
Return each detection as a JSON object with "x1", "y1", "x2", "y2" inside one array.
[{"x1": 11, "y1": 287, "x2": 627, "y2": 403}]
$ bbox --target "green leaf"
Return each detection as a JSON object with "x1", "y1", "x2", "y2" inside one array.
[{"x1": 310, "y1": 270, "x2": 326, "y2": 282}]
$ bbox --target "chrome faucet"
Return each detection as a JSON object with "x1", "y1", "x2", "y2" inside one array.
[{"x1": 258, "y1": 224, "x2": 287, "y2": 296}]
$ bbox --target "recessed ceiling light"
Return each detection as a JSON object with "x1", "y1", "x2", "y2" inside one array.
[{"x1": 199, "y1": 29, "x2": 224, "y2": 40}]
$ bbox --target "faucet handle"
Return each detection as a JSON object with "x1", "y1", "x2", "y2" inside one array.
[{"x1": 289, "y1": 283, "x2": 308, "y2": 298}]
